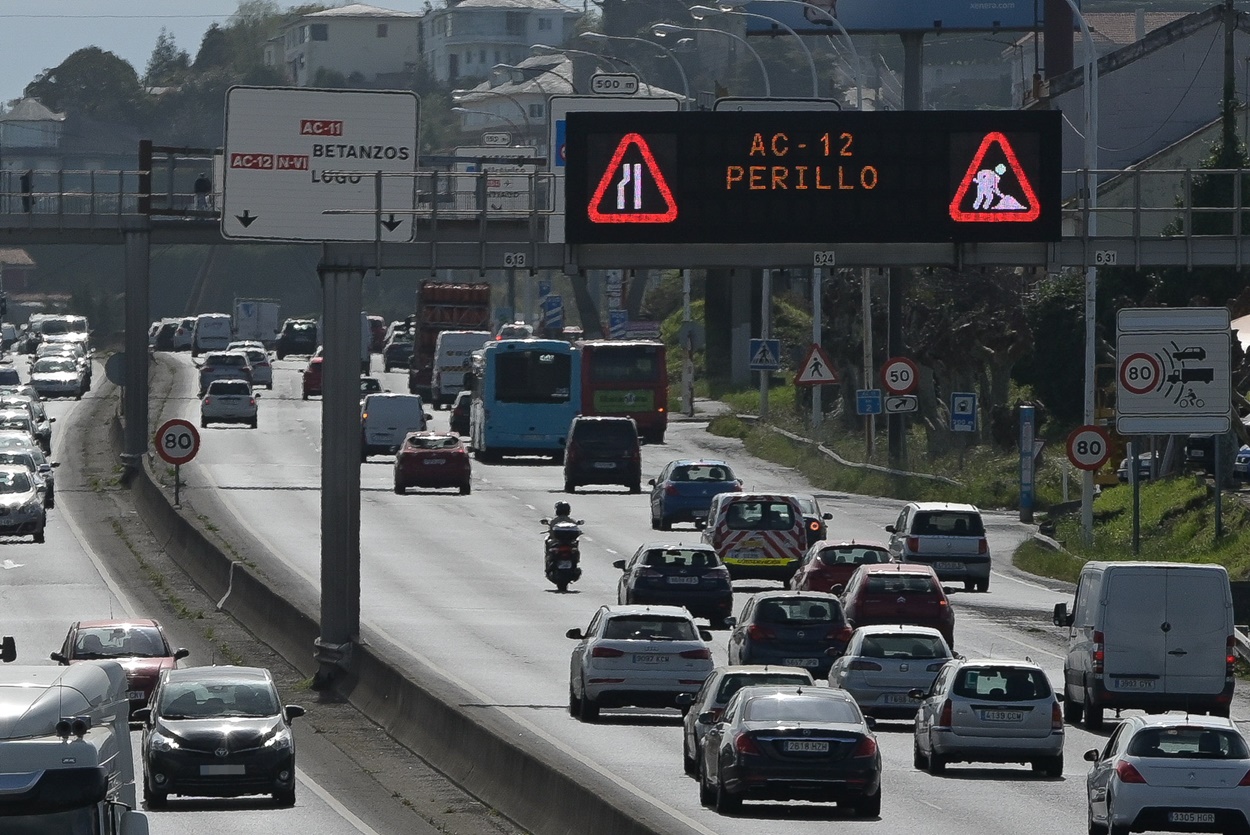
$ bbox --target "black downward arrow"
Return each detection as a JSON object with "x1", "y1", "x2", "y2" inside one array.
[
  {"x1": 236, "y1": 210, "x2": 258, "y2": 227},
  {"x1": 381, "y1": 214, "x2": 402, "y2": 232}
]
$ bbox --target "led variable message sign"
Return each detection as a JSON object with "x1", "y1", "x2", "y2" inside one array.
[{"x1": 563, "y1": 110, "x2": 1061, "y2": 246}]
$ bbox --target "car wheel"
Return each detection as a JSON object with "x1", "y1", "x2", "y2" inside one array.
[
  {"x1": 694, "y1": 519, "x2": 707, "y2": 531},
  {"x1": 459, "y1": 483, "x2": 471, "y2": 495},
  {"x1": 698, "y1": 761, "x2": 715, "y2": 807},
  {"x1": 683, "y1": 738, "x2": 698, "y2": 777},
  {"x1": 568, "y1": 682, "x2": 582, "y2": 716},
  {"x1": 1063, "y1": 693, "x2": 1084, "y2": 725},
  {"x1": 577, "y1": 685, "x2": 599, "y2": 723},
  {"x1": 563, "y1": 480, "x2": 575, "y2": 494},
  {"x1": 1210, "y1": 703, "x2": 1232, "y2": 718},
  {"x1": 927, "y1": 743, "x2": 946, "y2": 775},
  {"x1": 556, "y1": 580, "x2": 569, "y2": 593},
  {"x1": 852, "y1": 787, "x2": 881, "y2": 817},
  {"x1": 46, "y1": 496, "x2": 54, "y2": 510},
  {"x1": 273, "y1": 787, "x2": 296, "y2": 807},
  {"x1": 714, "y1": 776, "x2": 741, "y2": 814},
  {"x1": 1033, "y1": 754, "x2": 1063, "y2": 778},
  {"x1": 629, "y1": 482, "x2": 641, "y2": 494},
  {"x1": 709, "y1": 616, "x2": 730, "y2": 630},
  {"x1": 963, "y1": 579, "x2": 975, "y2": 592},
  {"x1": 1087, "y1": 806, "x2": 1108, "y2": 835},
  {"x1": 1108, "y1": 825, "x2": 1130, "y2": 835},
  {"x1": 913, "y1": 739, "x2": 928, "y2": 770},
  {"x1": 33, "y1": 526, "x2": 44, "y2": 544},
  {"x1": 658, "y1": 518, "x2": 672, "y2": 532},
  {"x1": 650, "y1": 515, "x2": 659, "y2": 530},
  {"x1": 249, "y1": 417, "x2": 257, "y2": 429},
  {"x1": 1084, "y1": 688, "x2": 1104, "y2": 730},
  {"x1": 144, "y1": 775, "x2": 168, "y2": 808},
  {"x1": 301, "y1": 391, "x2": 308, "y2": 401},
  {"x1": 976, "y1": 578, "x2": 990, "y2": 593},
  {"x1": 393, "y1": 482, "x2": 405, "y2": 495}
]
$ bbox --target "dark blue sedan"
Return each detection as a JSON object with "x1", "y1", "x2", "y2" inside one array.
[{"x1": 649, "y1": 459, "x2": 741, "y2": 531}]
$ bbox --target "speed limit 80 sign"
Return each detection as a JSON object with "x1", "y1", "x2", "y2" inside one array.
[
  {"x1": 1065, "y1": 425, "x2": 1112, "y2": 471},
  {"x1": 155, "y1": 419, "x2": 200, "y2": 465}
]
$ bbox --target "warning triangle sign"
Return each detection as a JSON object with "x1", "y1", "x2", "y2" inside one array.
[
  {"x1": 795, "y1": 344, "x2": 838, "y2": 386},
  {"x1": 587, "y1": 133, "x2": 678, "y2": 224},
  {"x1": 949, "y1": 131, "x2": 1042, "y2": 223}
]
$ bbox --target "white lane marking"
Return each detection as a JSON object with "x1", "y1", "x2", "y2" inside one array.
[
  {"x1": 920, "y1": 799, "x2": 943, "y2": 811},
  {"x1": 296, "y1": 767, "x2": 384, "y2": 835},
  {"x1": 604, "y1": 548, "x2": 618, "y2": 555},
  {"x1": 990, "y1": 567, "x2": 1059, "y2": 593},
  {"x1": 61, "y1": 502, "x2": 139, "y2": 617},
  {"x1": 1, "y1": 559, "x2": 23, "y2": 570}
]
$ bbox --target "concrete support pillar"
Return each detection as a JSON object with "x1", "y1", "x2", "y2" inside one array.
[
  {"x1": 122, "y1": 231, "x2": 150, "y2": 471},
  {"x1": 730, "y1": 269, "x2": 751, "y2": 386}
]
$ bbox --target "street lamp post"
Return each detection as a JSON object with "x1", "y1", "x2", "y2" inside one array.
[
  {"x1": 690, "y1": 4, "x2": 818, "y2": 97},
  {"x1": 652, "y1": 22, "x2": 771, "y2": 97},
  {"x1": 452, "y1": 88, "x2": 531, "y2": 141},
  {"x1": 580, "y1": 31, "x2": 690, "y2": 104}
]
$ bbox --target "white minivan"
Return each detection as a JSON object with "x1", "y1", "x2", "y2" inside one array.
[
  {"x1": 191, "y1": 313, "x2": 233, "y2": 357},
  {"x1": 1052, "y1": 561, "x2": 1234, "y2": 729},
  {"x1": 431, "y1": 330, "x2": 491, "y2": 409},
  {"x1": 360, "y1": 393, "x2": 430, "y2": 460}
]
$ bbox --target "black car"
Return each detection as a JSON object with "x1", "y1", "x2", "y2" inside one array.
[
  {"x1": 795, "y1": 494, "x2": 834, "y2": 547},
  {"x1": 698, "y1": 685, "x2": 881, "y2": 815},
  {"x1": 614, "y1": 544, "x2": 734, "y2": 628},
  {"x1": 275, "y1": 319, "x2": 318, "y2": 360},
  {"x1": 383, "y1": 335, "x2": 414, "y2": 372},
  {"x1": 450, "y1": 390, "x2": 471, "y2": 436},
  {"x1": 136, "y1": 666, "x2": 304, "y2": 807},
  {"x1": 727, "y1": 591, "x2": 853, "y2": 678},
  {"x1": 563, "y1": 415, "x2": 641, "y2": 493}
]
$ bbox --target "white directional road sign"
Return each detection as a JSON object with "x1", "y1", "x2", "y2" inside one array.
[
  {"x1": 1066, "y1": 425, "x2": 1112, "y2": 471},
  {"x1": 884, "y1": 395, "x2": 918, "y2": 414},
  {"x1": 880, "y1": 357, "x2": 919, "y2": 395},
  {"x1": 1116, "y1": 307, "x2": 1231, "y2": 434},
  {"x1": 222, "y1": 86, "x2": 419, "y2": 242},
  {"x1": 453, "y1": 146, "x2": 536, "y2": 213},
  {"x1": 155, "y1": 419, "x2": 200, "y2": 466},
  {"x1": 795, "y1": 343, "x2": 837, "y2": 385}
]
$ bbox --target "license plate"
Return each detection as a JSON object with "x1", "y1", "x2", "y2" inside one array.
[
  {"x1": 785, "y1": 740, "x2": 829, "y2": 753},
  {"x1": 633, "y1": 654, "x2": 670, "y2": 664},
  {"x1": 692, "y1": 510, "x2": 708, "y2": 519},
  {"x1": 980, "y1": 710, "x2": 1024, "y2": 722},
  {"x1": 1192, "y1": 450, "x2": 1206, "y2": 458},
  {"x1": 1116, "y1": 678, "x2": 1156, "y2": 690},
  {"x1": 593, "y1": 462, "x2": 616, "y2": 469},
  {"x1": 557, "y1": 561, "x2": 573, "y2": 569},
  {"x1": 127, "y1": 690, "x2": 146, "y2": 701},
  {"x1": 423, "y1": 458, "x2": 446, "y2": 465},
  {"x1": 934, "y1": 561, "x2": 964, "y2": 571},
  {"x1": 1169, "y1": 812, "x2": 1216, "y2": 824},
  {"x1": 733, "y1": 549, "x2": 764, "y2": 561},
  {"x1": 784, "y1": 658, "x2": 820, "y2": 668},
  {"x1": 199, "y1": 764, "x2": 245, "y2": 776},
  {"x1": 883, "y1": 693, "x2": 912, "y2": 705},
  {"x1": 668, "y1": 576, "x2": 699, "y2": 584}
]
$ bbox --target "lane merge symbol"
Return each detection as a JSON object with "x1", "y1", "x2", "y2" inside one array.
[{"x1": 587, "y1": 133, "x2": 677, "y2": 224}]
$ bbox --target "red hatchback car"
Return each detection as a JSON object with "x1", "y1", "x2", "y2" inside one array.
[
  {"x1": 302, "y1": 356, "x2": 323, "y2": 400},
  {"x1": 394, "y1": 431, "x2": 471, "y2": 495},
  {"x1": 51, "y1": 619, "x2": 189, "y2": 715},
  {"x1": 840, "y1": 563, "x2": 955, "y2": 648},
  {"x1": 789, "y1": 541, "x2": 893, "y2": 594}
]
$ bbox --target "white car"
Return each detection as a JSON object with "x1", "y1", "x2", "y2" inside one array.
[
  {"x1": 1086, "y1": 715, "x2": 1250, "y2": 835},
  {"x1": 0, "y1": 448, "x2": 56, "y2": 508},
  {"x1": 237, "y1": 347, "x2": 272, "y2": 389},
  {"x1": 912, "y1": 658, "x2": 1064, "y2": 777},
  {"x1": 566, "y1": 604, "x2": 714, "y2": 723},
  {"x1": 828, "y1": 625, "x2": 954, "y2": 719},
  {"x1": 29, "y1": 356, "x2": 85, "y2": 399},
  {"x1": 0, "y1": 464, "x2": 45, "y2": 543},
  {"x1": 200, "y1": 379, "x2": 258, "y2": 428}
]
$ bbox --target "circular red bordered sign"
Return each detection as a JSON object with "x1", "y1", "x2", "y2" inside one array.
[
  {"x1": 880, "y1": 356, "x2": 919, "y2": 395},
  {"x1": 1119, "y1": 352, "x2": 1162, "y2": 396},
  {"x1": 1066, "y1": 425, "x2": 1112, "y2": 471},
  {"x1": 154, "y1": 418, "x2": 200, "y2": 466}
]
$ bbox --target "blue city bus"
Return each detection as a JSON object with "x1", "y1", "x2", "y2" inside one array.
[{"x1": 468, "y1": 339, "x2": 580, "y2": 460}]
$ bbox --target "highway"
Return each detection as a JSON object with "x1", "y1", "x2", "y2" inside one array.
[{"x1": 141, "y1": 350, "x2": 1250, "y2": 834}]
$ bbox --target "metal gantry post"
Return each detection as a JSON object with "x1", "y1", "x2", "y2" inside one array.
[
  {"x1": 811, "y1": 267, "x2": 822, "y2": 428},
  {"x1": 759, "y1": 269, "x2": 772, "y2": 420},
  {"x1": 122, "y1": 230, "x2": 150, "y2": 472}
]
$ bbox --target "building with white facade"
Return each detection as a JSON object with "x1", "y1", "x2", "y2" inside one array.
[
  {"x1": 425, "y1": 0, "x2": 581, "y2": 85},
  {"x1": 275, "y1": 3, "x2": 422, "y2": 87}
]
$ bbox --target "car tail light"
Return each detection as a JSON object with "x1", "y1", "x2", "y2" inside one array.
[
  {"x1": 657, "y1": 406, "x2": 665, "y2": 413},
  {"x1": 1238, "y1": 770, "x2": 1250, "y2": 787},
  {"x1": 1092, "y1": 631, "x2": 1104, "y2": 674},
  {"x1": 809, "y1": 520, "x2": 821, "y2": 532},
  {"x1": 978, "y1": 538, "x2": 988, "y2": 554},
  {"x1": 362, "y1": 411, "x2": 369, "y2": 420},
  {"x1": 702, "y1": 569, "x2": 729, "y2": 580},
  {"x1": 664, "y1": 484, "x2": 679, "y2": 495},
  {"x1": 847, "y1": 659, "x2": 882, "y2": 671},
  {"x1": 203, "y1": 396, "x2": 212, "y2": 404},
  {"x1": 734, "y1": 733, "x2": 761, "y2": 755},
  {"x1": 905, "y1": 536, "x2": 920, "y2": 552},
  {"x1": 591, "y1": 646, "x2": 624, "y2": 658},
  {"x1": 637, "y1": 568, "x2": 663, "y2": 579},
  {"x1": 851, "y1": 736, "x2": 878, "y2": 758},
  {"x1": 249, "y1": 397, "x2": 256, "y2": 406},
  {"x1": 937, "y1": 700, "x2": 952, "y2": 728},
  {"x1": 827, "y1": 625, "x2": 854, "y2": 645},
  {"x1": 1115, "y1": 760, "x2": 1147, "y2": 784},
  {"x1": 747, "y1": 624, "x2": 776, "y2": 641},
  {"x1": 1227, "y1": 635, "x2": 1237, "y2": 673},
  {"x1": 680, "y1": 648, "x2": 712, "y2": 660},
  {"x1": 1051, "y1": 702, "x2": 1063, "y2": 730},
  {"x1": 203, "y1": 366, "x2": 215, "y2": 373}
]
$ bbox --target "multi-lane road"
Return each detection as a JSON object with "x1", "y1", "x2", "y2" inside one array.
[{"x1": 135, "y1": 350, "x2": 1250, "y2": 834}]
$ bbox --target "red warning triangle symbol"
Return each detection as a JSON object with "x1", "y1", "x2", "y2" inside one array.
[
  {"x1": 587, "y1": 133, "x2": 678, "y2": 224},
  {"x1": 795, "y1": 343, "x2": 838, "y2": 385},
  {"x1": 949, "y1": 131, "x2": 1041, "y2": 223}
]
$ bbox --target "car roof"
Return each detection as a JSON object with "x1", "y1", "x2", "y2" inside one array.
[
  {"x1": 666, "y1": 459, "x2": 730, "y2": 467},
  {"x1": 735, "y1": 684, "x2": 853, "y2": 701},
  {"x1": 165, "y1": 665, "x2": 273, "y2": 684},
  {"x1": 76, "y1": 618, "x2": 160, "y2": 629},
  {"x1": 719, "y1": 492, "x2": 801, "y2": 503},
  {"x1": 852, "y1": 624, "x2": 946, "y2": 638},
  {"x1": 814, "y1": 540, "x2": 889, "y2": 550},
  {"x1": 601, "y1": 604, "x2": 695, "y2": 619},
  {"x1": 1123, "y1": 714, "x2": 1240, "y2": 731},
  {"x1": 948, "y1": 658, "x2": 1045, "y2": 672},
  {"x1": 855, "y1": 563, "x2": 939, "y2": 577},
  {"x1": 750, "y1": 590, "x2": 841, "y2": 602},
  {"x1": 905, "y1": 501, "x2": 981, "y2": 512},
  {"x1": 635, "y1": 542, "x2": 717, "y2": 552},
  {"x1": 572, "y1": 415, "x2": 635, "y2": 424},
  {"x1": 711, "y1": 665, "x2": 815, "y2": 677}
]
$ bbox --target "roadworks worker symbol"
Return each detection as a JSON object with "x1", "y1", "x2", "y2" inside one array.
[
  {"x1": 949, "y1": 131, "x2": 1041, "y2": 223},
  {"x1": 588, "y1": 133, "x2": 677, "y2": 224}
]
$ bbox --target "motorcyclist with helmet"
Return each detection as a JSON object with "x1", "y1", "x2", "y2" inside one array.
[{"x1": 543, "y1": 502, "x2": 583, "y2": 591}]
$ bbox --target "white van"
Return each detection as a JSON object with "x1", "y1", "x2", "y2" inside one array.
[
  {"x1": 431, "y1": 330, "x2": 491, "y2": 408},
  {"x1": 360, "y1": 393, "x2": 430, "y2": 460},
  {"x1": 1052, "y1": 561, "x2": 1234, "y2": 729},
  {"x1": 191, "y1": 313, "x2": 233, "y2": 357}
]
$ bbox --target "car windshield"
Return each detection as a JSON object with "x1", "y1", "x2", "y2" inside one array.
[
  {"x1": 818, "y1": 546, "x2": 890, "y2": 567},
  {"x1": 0, "y1": 471, "x2": 32, "y2": 493},
  {"x1": 952, "y1": 666, "x2": 1052, "y2": 701},
  {"x1": 743, "y1": 694, "x2": 860, "y2": 723},
  {"x1": 912, "y1": 511, "x2": 985, "y2": 537},
  {"x1": 795, "y1": 497, "x2": 818, "y2": 515},
  {"x1": 1126, "y1": 726, "x2": 1250, "y2": 759},
  {"x1": 0, "y1": 417, "x2": 32, "y2": 433},
  {"x1": 864, "y1": 574, "x2": 937, "y2": 594},
  {"x1": 716, "y1": 674, "x2": 811, "y2": 704},
  {"x1": 158, "y1": 681, "x2": 280, "y2": 719},
  {"x1": 360, "y1": 378, "x2": 382, "y2": 393},
  {"x1": 33, "y1": 358, "x2": 75, "y2": 373},
  {"x1": 0, "y1": 452, "x2": 34, "y2": 470},
  {"x1": 642, "y1": 548, "x2": 720, "y2": 569},
  {"x1": 407, "y1": 435, "x2": 460, "y2": 450},
  {"x1": 858, "y1": 633, "x2": 948, "y2": 660},
  {"x1": 244, "y1": 350, "x2": 267, "y2": 364},
  {"x1": 671, "y1": 463, "x2": 734, "y2": 483},
  {"x1": 602, "y1": 616, "x2": 697, "y2": 641},
  {"x1": 208, "y1": 381, "x2": 251, "y2": 396},
  {"x1": 755, "y1": 598, "x2": 839, "y2": 625},
  {"x1": 73, "y1": 626, "x2": 168, "y2": 659},
  {"x1": 726, "y1": 500, "x2": 796, "y2": 531}
]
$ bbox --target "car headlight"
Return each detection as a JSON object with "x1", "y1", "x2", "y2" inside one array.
[
  {"x1": 148, "y1": 731, "x2": 179, "y2": 752},
  {"x1": 263, "y1": 727, "x2": 293, "y2": 749}
]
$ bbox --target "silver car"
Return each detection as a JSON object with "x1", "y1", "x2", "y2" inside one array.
[
  {"x1": 828, "y1": 626, "x2": 953, "y2": 719},
  {"x1": 29, "y1": 356, "x2": 85, "y2": 399},
  {"x1": 1085, "y1": 715, "x2": 1250, "y2": 835},
  {"x1": 0, "y1": 464, "x2": 45, "y2": 543},
  {"x1": 0, "y1": 448, "x2": 57, "y2": 508},
  {"x1": 912, "y1": 658, "x2": 1064, "y2": 777},
  {"x1": 676, "y1": 665, "x2": 814, "y2": 777},
  {"x1": 201, "y1": 379, "x2": 259, "y2": 428}
]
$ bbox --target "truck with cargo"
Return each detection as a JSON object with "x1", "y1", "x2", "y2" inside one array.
[
  {"x1": 233, "y1": 298, "x2": 281, "y2": 347},
  {"x1": 407, "y1": 282, "x2": 492, "y2": 402},
  {"x1": 431, "y1": 330, "x2": 492, "y2": 408},
  {"x1": 0, "y1": 635, "x2": 148, "y2": 834}
]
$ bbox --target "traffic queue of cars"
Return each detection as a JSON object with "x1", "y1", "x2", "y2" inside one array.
[{"x1": 0, "y1": 354, "x2": 64, "y2": 542}]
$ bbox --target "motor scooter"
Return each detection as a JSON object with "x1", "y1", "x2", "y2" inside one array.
[{"x1": 540, "y1": 517, "x2": 584, "y2": 592}]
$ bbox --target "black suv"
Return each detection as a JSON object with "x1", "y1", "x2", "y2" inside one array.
[
  {"x1": 275, "y1": 319, "x2": 318, "y2": 360},
  {"x1": 563, "y1": 416, "x2": 641, "y2": 494}
]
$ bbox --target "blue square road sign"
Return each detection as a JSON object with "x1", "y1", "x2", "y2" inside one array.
[{"x1": 856, "y1": 389, "x2": 883, "y2": 416}]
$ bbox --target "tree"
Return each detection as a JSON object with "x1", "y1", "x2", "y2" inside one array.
[
  {"x1": 145, "y1": 29, "x2": 190, "y2": 87},
  {"x1": 195, "y1": 24, "x2": 230, "y2": 70},
  {"x1": 24, "y1": 47, "x2": 147, "y2": 124}
]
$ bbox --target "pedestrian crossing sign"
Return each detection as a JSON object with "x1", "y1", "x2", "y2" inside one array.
[
  {"x1": 587, "y1": 133, "x2": 678, "y2": 224},
  {"x1": 795, "y1": 343, "x2": 838, "y2": 386},
  {"x1": 949, "y1": 131, "x2": 1041, "y2": 223},
  {"x1": 748, "y1": 338, "x2": 781, "y2": 371}
]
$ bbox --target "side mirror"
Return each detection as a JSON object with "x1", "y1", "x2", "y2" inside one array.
[
  {"x1": 49, "y1": 417, "x2": 56, "y2": 424},
  {"x1": 174, "y1": 648, "x2": 190, "y2": 660},
  {"x1": 131, "y1": 707, "x2": 151, "y2": 723},
  {"x1": 908, "y1": 688, "x2": 926, "y2": 701},
  {"x1": 865, "y1": 716, "x2": 877, "y2": 730},
  {"x1": 1052, "y1": 602, "x2": 1073, "y2": 628},
  {"x1": 884, "y1": 524, "x2": 896, "y2": 533},
  {"x1": 831, "y1": 583, "x2": 844, "y2": 595},
  {"x1": 825, "y1": 646, "x2": 844, "y2": 658},
  {"x1": 254, "y1": 392, "x2": 262, "y2": 398},
  {"x1": 425, "y1": 413, "x2": 433, "y2": 421},
  {"x1": 565, "y1": 628, "x2": 584, "y2": 640},
  {"x1": 50, "y1": 651, "x2": 67, "y2": 664},
  {"x1": 119, "y1": 809, "x2": 149, "y2": 835},
  {"x1": 51, "y1": 461, "x2": 60, "y2": 468},
  {"x1": 575, "y1": 519, "x2": 585, "y2": 525},
  {"x1": 675, "y1": 692, "x2": 696, "y2": 707},
  {"x1": 696, "y1": 711, "x2": 716, "y2": 726},
  {"x1": 647, "y1": 478, "x2": 656, "y2": 486},
  {"x1": 284, "y1": 705, "x2": 306, "y2": 722},
  {"x1": 699, "y1": 629, "x2": 713, "y2": 642},
  {"x1": 612, "y1": 559, "x2": 626, "y2": 570},
  {"x1": 1083, "y1": 748, "x2": 1100, "y2": 762},
  {"x1": 722, "y1": 616, "x2": 736, "y2": 628},
  {"x1": 822, "y1": 512, "x2": 833, "y2": 520},
  {"x1": 540, "y1": 518, "x2": 550, "y2": 526}
]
